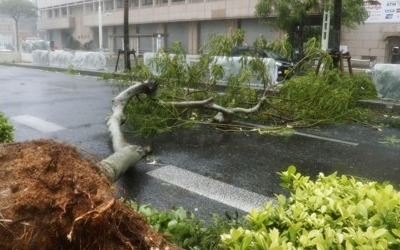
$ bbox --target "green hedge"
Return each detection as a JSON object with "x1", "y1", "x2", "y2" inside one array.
[
  {"x1": 0, "y1": 112, "x2": 14, "y2": 143},
  {"x1": 221, "y1": 166, "x2": 400, "y2": 249}
]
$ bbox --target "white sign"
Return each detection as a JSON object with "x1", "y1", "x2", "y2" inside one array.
[{"x1": 365, "y1": 0, "x2": 400, "y2": 23}]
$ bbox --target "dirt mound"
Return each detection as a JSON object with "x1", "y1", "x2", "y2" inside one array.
[{"x1": 0, "y1": 139, "x2": 177, "y2": 250}]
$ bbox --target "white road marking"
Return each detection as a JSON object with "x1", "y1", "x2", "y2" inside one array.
[
  {"x1": 11, "y1": 115, "x2": 65, "y2": 133},
  {"x1": 294, "y1": 131, "x2": 359, "y2": 146},
  {"x1": 148, "y1": 165, "x2": 271, "y2": 212}
]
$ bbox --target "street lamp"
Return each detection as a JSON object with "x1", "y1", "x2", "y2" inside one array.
[{"x1": 98, "y1": 0, "x2": 103, "y2": 51}]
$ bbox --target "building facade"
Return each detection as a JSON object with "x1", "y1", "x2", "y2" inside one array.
[
  {"x1": 0, "y1": 17, "x2": 14, "y2": 50},
  {"x1": 341, "y1": 0, "x2": 400, "y2": 64},
  {"x1": 36, "y1": 0, "x2": 281, "y2": 54},
  {"x1": 36, "y1": 0, "x2": 400, "y2": 63}
]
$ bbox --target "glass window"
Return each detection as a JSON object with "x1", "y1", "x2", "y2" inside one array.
[
  {"x1": 142, "y1": 0, "x2": 153, "y2": 6},
  {"x1": 61, "y1": 7, "x2": 67, "y2": 16}
]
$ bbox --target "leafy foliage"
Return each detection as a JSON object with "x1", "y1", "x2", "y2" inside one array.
[
  {"x1": 121, "y1": 31, "x2": 269, "y2": 136},
  {"x1": 124, "y1": 200, "x2": 244, "y2": 249},
  {"x1": 222, "y1": 166, "x2": 400, "y2": 249},
  {"x1": 255, "y1": 0, "x2": 369, "y2": 57},
  {"x1": 0, "y1": 0, "x2": 37, "y2": 51},
  {"x1": 0, "y1": 0, "x2": 36, "y2": 21},
  {"x1": 221, "y1": 166, "x2": 400, "y2": 249},
  {"x1": 106, "y1": 30, "x2": 378, "y2": 135},
  {"x1": 273, "y1": 71, "x2": 377, "y2": 125},
  {"x1": 124, "y1": 167, "x2": 400, "y2": 249},
  {"x1": 0, "y1": 112, "x2": 14, "y2": 143}
]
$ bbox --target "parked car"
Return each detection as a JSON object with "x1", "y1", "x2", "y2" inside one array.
[{"x1": 231, "y1": 46, "x2": 294, "y2": 80}]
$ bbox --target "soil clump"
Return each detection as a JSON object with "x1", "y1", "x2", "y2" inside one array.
[{"x1": 0, "y1": 139, "x2": 177, "y2": 250}]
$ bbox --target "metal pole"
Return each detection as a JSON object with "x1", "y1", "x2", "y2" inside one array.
[
  {"x1": 123, "y1": 0, "x2": 131, "y2": 70},
  {"x1": 321, "y1": 10, "x2": 330, "y2": 51},
  {"x1": 98, "y1": 0, "x2": 103, "y2": 51}
]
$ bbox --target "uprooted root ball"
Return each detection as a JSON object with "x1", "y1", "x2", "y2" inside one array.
[{"x1": 0, "y1": 139, "x2": 178, "y2": 250}]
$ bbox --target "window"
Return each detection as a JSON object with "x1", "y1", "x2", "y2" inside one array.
[
  {"x1": 156, "y1": 0, "x2": 168, "y2": 5},
  {"x1": 61, "y1": 7, "x2": 67, "y2": 16},
  {"x1": 142, "y1": 0, "x2": 153, "y2": 6},
  {"x1": 130, "y1": 0, "x2": 139, "y2": 7},
  {"x1": 117, "y1": 0, "x2": 123, "y2": 8}
]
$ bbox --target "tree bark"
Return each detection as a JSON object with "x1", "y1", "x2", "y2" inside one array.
[
  {"x1": 98, "y1": 80, "x2": 157, "y2": 181},
  {"x1": 14, "y1": 19, "x2": 19, "y2": 52}
]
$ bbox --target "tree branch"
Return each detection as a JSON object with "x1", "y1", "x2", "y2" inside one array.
[{"x1": 99, "y1": 80, "x2": 156, "y2": 181}]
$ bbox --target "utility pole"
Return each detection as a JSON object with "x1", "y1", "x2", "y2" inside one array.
[{"x1": 124, "y1": 0, "x2": 131, "y2": 70}]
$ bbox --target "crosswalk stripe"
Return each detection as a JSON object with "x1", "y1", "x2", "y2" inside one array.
[
  {"x1": 11, "y1": 115, "x2": 65, "y2": 133},
  {"x1": 148, "y1": 165, "x2": 271, "y2": 212}
]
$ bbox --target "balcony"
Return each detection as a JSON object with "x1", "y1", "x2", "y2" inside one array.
[{"x1": 38, "y1": 17, "x2": 75, "y2": 30}]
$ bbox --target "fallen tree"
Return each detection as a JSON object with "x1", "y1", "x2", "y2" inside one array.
[{"x1": 98, "y1": 78, "x2": 272, "y2": 182}]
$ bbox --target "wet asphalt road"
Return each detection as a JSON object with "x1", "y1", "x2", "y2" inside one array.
[{"x1": 1, "y1": 65, "x2": 399, "y2": 219}]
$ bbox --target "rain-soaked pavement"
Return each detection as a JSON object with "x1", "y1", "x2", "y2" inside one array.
[{"x1": 1, "y1": 64, "x2": 399, "y2": 219}]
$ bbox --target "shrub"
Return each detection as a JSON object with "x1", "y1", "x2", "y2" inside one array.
[
  {"x1": 0, "y1": 112, "x2": 13, "y2": 143},
  {"x1": 124, "y1": 200, "x2": 244, "y2": 249},
  {"x1": 221, "y1": 166, "x2": 400, "y2": 249}
]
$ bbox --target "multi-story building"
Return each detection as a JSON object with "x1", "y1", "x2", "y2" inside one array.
[
  {"x1": 36, "y1": 0, "x2": 281, "y2": 54},
  {"x1": 36, "y1": 0, "x2": 400, "y2": 64},
  {"x1": 341, "y1": 0, "x2": 400, "y2": 64}
]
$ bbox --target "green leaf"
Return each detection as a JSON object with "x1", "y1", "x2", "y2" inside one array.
[
  {"x1": 357, "y1": 203, "x2": 368, "y2": 218},
  {"x1": 287, "y1": 165, "x2": 297, "y2": 175},
  {"x1": 372, "y1": 228, "x2": 388, "y2": 239},
  {"x1": 392, "y1": 229, "x2": 400, "y2": 238}
]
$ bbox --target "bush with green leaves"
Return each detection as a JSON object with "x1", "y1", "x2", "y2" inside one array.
[
  {"x1": 124, "y1": 167, "x2": 399, "y2": 249},
  {"x1": 0, "y1": 112, "x2": 13, "y2": 143},
  {"x1": 124, "y1": 200, "x2": 244, "y2": 249},
  {"x1": 221, "y1": 166, "x2": 400, "y2": 249}
]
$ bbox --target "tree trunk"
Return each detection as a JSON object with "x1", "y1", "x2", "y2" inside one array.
[
  {"x1": 97, "y1": 80, "x2": 157, "y2": 181},
  {"x1": 123, "y1": 0, "x2": 131, "y2": 70},
  {"x1": 331, "y1": 0, "x2": 342, "y2": 52},
  {"x1": 14, "y1": 19, "x2": 19, "y2": 52}
]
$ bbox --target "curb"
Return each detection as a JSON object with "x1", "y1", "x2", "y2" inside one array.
[
  {"x1": 0, "y1": 62, "x2": 106, "y2": 77},
  {"x1": 358, "y1": 99, "x2": 400, "y2": 115}
]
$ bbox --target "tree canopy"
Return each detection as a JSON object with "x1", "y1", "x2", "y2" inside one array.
[
  {"x1": 255, "y1": 0, "x2": 369, "y2": 56},
  {"x1": 0, "y1": 0, "x2": 37, "y2": 51}
]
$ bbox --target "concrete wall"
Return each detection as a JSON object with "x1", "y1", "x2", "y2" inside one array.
[
  {"x1": 341, "y1": 23, "x2": 400, "y2": 64},
  {"x1": 0, "y1": 52, "x2": 21, "y2": 63}
]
